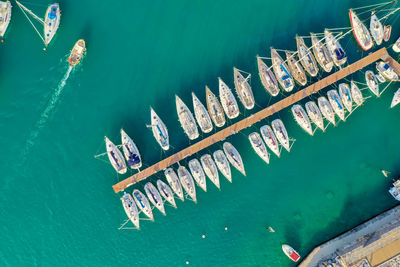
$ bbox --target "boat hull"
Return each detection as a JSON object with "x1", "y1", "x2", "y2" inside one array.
[
  {"x1": 271, "y1": 119, "x2": 290, "y2": 152},
  {"x1": 157, "y1": 180, "x2": 177, "y2": 208},
  {"x1": 305, "y1": 101, "x2": 324, "y2": 131},
  {"x1": 213, "y1": 150, "x2": 232, "y2": 182},
  {"x1": 349, "y1": 9, "x2": 373, "y2": 51},
  {"x1": 165, "y1": 168, "x2": 184, "y2": 201},
  {"x1": 223, "y1": 142, "x2": 246, "y2": 176},
  {"x1": 188, "y1": 159, "x2": 207, "y2": 192},
  {"x1": 260, "y1": 125, "x2": 280, "y2": 157},
  {"x1": 249, "y1": 132, "x2": 270, "y2": 164},
  {"x1": 257, "y1": 57, "x2": 280, "y2": 96},
  {"x1": 144, "y1": 182, "x2": 166, "y2": 215}
]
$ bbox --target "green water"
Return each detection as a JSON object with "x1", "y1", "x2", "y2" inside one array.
[{"x1": 1, "y1": 0, "x2": 400, "y2": 266}]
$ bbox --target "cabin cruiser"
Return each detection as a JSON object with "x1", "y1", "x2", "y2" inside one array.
[
  {"x1": 223, "y1": 142, "x2": 246, "y2": 176},
  {"x1": 257, "y1": 56, "x2": 280, "y2": 96},
  {"x1": 305, "y1": 101, "x2": 324, "y2": 131},
  {"x1": 150, "y1": 107, "x2": 169, "y2": 150},
  {"x1": 120, "y1": 129, "x2": 142, "y2": 169},
  {"x1": 233, "y1": 67, "x2": 255, "y2": 110},
  {"x1": 213, "y1": 150, "x2": 232, "y2": 182},
  {"x1": 121, "y1": 192, "x2": 140, "y2": 229},
  {"x1": 218, "y1": 77, "x2": 240, "y2": 119},
  {"x1": 271, "y1": 119, "x2": 290, "y2": 152},
  {"x1": 370, "y1": 12, "x2": 383, "y2": 45},
  {"x1": 365, "y1": 70, "x2": 380, "y2": 97},
  {"x1": 156, "y1": 180, "x2": 177, "y2": 208},
  {"x1": 282, "y1": 244, "x2": 301, "y2": 262},
  {"x1": 68, "y1": 39, "x2": 85, "y2": 67},
  {"x1": 0, "y1": 1, "x2": 11, "y2": 37},
  {"x1": 132, "y1": 189, "x2": 154, "y2": 221},
  {"x1": 144, "y1": 182, "x2": 166, "y2": 215},
  {"x1": 291, "y1": 104, "x2": 313, "y2": 135},
  {"x1": 383, "y1": 25, "x2": 391, "y2": 42},
  {"x1": 105, "y1": 136, "x2": 127, "y2": 174},
  {"x1": 324, "y1": 29, "x2": 347, "y2": 66},
  {"x1": 350, "y1": 81, "x2": 364, "y2": 106},
  {"x1": 164, "y1": 168, "x2": 184, "y2": 201},
  {"x1": 192, "y1": 92, "x2": 213, "y2": 133},
  {"x1": 376, "y1": 61, "x2": 398, "y2": 81},
  {"x1": 318, "y1": 96, "x2": 336, "y2": 125},
  {"x1": 188, "y1": 159, "x2": 207, "y2": 192},
  {"x1": 285, "y1": 51, "x2": 307, "y2": 86},
  {"x1": 200, "y1": 154, "x2": 220, "y2": 189},
  {"x1": 206, "y1": 86, "x2": 226, "y2": 127},
  {"x1": 249, "y1": 132, "x2": 270, "y2": 164},
  {"x1": 177, "y1": 166, "x2": 197, "y2": 203},
  {"x1": 393, "y1": 37, "x2": 400, "y2": 53},
  {"x1": 327, "y1": 89, "x2": 346, "y2": 121},
  {"x1": 311, "y1": 32, "x2": 334, "y2": 72},
  {"x1": 176, "y1": 95, "x2": 199, "y2": 140},
  {"x1": 389, "y1": 179, "x2": 400, "y2": 201},
  {"x1": 271, "y1": 47, "x2": 295, "y2": 92},
  {"x1": 338, "y1": 83, "x2": 353, "y2": 113},
  {"x1": 296, "y1": 35, "x2": 319, "y2": 77},
  {"x1": 391, "y1": 88, "x2": 400, "y2": 108},
  {"x1": 260, "y1": 125, "x2": 280, "y2": 157},
  {"x1": 44, "y1": 3, "x2": 60, "y2": 46},
  {"x1": 349, "y1": 9, "x2": 373, "y2": 51}
]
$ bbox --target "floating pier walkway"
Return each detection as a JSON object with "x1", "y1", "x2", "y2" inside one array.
[{"x1": 113, "y1": 47, "x2": 399, "y2": 193}]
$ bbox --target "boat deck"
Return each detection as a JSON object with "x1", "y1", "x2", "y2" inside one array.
[{"x1": 113, "y1": 47, "x2": 399, "y2": 193}]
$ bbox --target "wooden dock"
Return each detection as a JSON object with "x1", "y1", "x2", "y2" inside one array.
[{"x1": 113, "y1": 47, "x2": 398, "y2": 193}]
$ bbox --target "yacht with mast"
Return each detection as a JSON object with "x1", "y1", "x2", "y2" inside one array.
[
  {"x1": 68, "y1": 39, "x2": 85, "y2": 67},
  {"x1": 296, "y1": 35, "x2": 318, "y2": 77},
  {"x1": 376, "y1": 61, "x2": 398, "y2": 81},
  {"x1": 206, "y1": 86, "x2": 226, "y2": 127},
  {"x1": 370, "y1": 12, "x2": 383, "y2": 45},
  {"x1": 44, "y1": 3, "x2": 60, "y2": 46},
  {"x1": 192, "y1": 92, "x2": 213, "y2": 133},
  {"x1": 271, "y1": 47, "x2": 295, "y2": 92},
  {"x1": 338, "y1": 83, "x2": 353, "y2": 113},
  {"x1": 291, "y1": 104, "x2": 313, "y2": 135},
  {"x1": 271, "y1": 119, "x2": 290, "y2": 152},
  {"x1": 188, "y1": 159, "x2": 207, "y2": 192},
  {"x1": 393, "y1": 37, "x2": 400, "y2": 52},
  {"x1": 105, "y1": 136, "x2": 127, "y2": 174},
  {"x1": 327, "y1": 89, "x2": 346, "y2": 121},
  {"x1": 305, "y1": 101, "x2": 324, "y2": 131},
  {"x1": 311, "y1": 33, "x2": 334, "y2": 73},
  {"x1": 233, "y1": 67, "x2": 255, "y2": 110},
  {"x1": 260, "y1": 125, "x2": 280, "y2": 157},
  {"x1": 176, "y1": 95, "x2": 199, "y2": 140},
  {"x1": 257, "y1": 56, "x2": 280, "y2": 96},
  {"x1": 350, "y1": 81, "x2": 364, "y2": 106},
  {"x1": 218, "y1": 78, "x2": 240, "y2": 119},
  {"x1": 150, "y1": 107, "x2": 169, "y2": 150},
  {"x1": 391, "y1": 88, "x2": 400, "y2": 108},
  {"x1": 177, "y1": 166, "x2": 197, "y2": 203},
  {"x1": 164, "y1": 168, "x2": 184, "y2": 201},
  {"x1": 285, "y1": 51, "x2": 307, "y2": 86},
  {"x1": 144, "y1": 182, "x2": 166, "y2": 215},
  {"x1": 349, "y1": 9, "x2": 373, "y2": 51},
  {"x1": 249, "y1": 132, "x2": 270, "y2": 164},
  {"x1": 213, "y1": 150, "x2": 232, "y2": 182},
  {"x1": 324, "y1": 29, "x2": 347, "y2": 66},
  {"x1": 0, "y1": 0, "x2": 11, "y2": 38},
  {"x1": 121, "y1": 192, "x2": 140, "y2": 229},
  {"x1": 120, "y1": 129, "x2": 141, "y2": 169},
  {"x1": 318, "y1": 96, "x2": 336, "y2": 126},
  {"x1": 156, "y1": 180, "x2": 177, "y2": 208},
  {"x1": 223, "y1": 142, "x2": 246, "y2": 176},
  {"x1": 200, "y1": 154, "x2": 220, "y2": 189},
  {"x1": 132, "y1": 189, "x2": 154, "y2": 221},
  {"x1": 365, "y1": 70, "x2": 380, "y2": 97}
]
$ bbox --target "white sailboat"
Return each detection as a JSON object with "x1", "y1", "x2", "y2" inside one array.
[
  {"x1": 305, "y1": 101, "x2": 324, "y2": 131},
  {"x1": 376, "y1": 61, "x2": 398, "y2": 81},
  {"x1": 121, "y1": 192, "x2": 140, "y2": 229},
  {"x1": 192, "y1": 92, "x2": 213, "y2": 133},
  {"x1": 296, "y1": 35, "x2": 318, "y2": 77},
  {"x1": 150, "y1": 107, "x2": 169, "y2": 150},
  {"x1": 271, "y1": 119, "x2": 290, "y2": 152},
  {"x1": 350, "y1": 81, "x2": 364, "y2": 106},
  {"x1": 223, "y1": 142, "x2": 246, "y2": 176},
  {"x1": 188, "y1": 159, "x2": 207, "y2": 192},
  {"x1": 105, "y1": 136, "x2": 127, "y2": 174},
  {"x1": 391, "y1": 88, "x2": 400, "y2": 108},
  {"x1": 260, "y1": 125, "x2": 280, "y2": 157},
  {"x1": 156, "y1": 180, "x2": 177, "y2": 208},
  {"x1": 206, "y1": 86, "x2": 226, "y2": 127},
  {"x1": 233, "y1": 67, "x2": 255, "y2": 110},
  {"x1": 365, "y1": 70, "x2": 380, "y2": 97},
  {"x1": 393, "y1": 37, "x2": 400, "y2": 53},
  {"x1": 120, "y1": 129, "x2": 142, "y2": 169},
  {"x1": 257, "y1": 56, "x2": 280, "y2": 96},
  {"x1": 370, "y1": 12, "x2": 383, "y2": 45},
  {"x1": 144, "y1": 182, "x2": 166, "y2": 215},
  {"x1": 177, "y1": 166, "x2": 197, "y2": 203},
  {"x1": 249, "y1": 132, "x2": 270, "y2": 164},
  {"x1": 324, "y1": 29, "x2": 347, "y2": 66},
  {"x1": 218, "y1": 77, "x2": 240, "y2": 119},
  {"x1": 291, "y1": 104, "x2": 313, "y2": 135},
  {"x1": 349, "y1": 9, "x2": 373, "y2": 51},
  {"x1": 176, "y1": 95, "x2": 199, "y2": 140},
  {"x1": 311, "y1": 32, "x2": 333, "y2": 73},
  {"x1": 318, "y1": 96, "x2": 336, "y2": 126},
  {"x1": 271, "y1": 48, "x2": 295, "y2": 92},
  {"x1": 200, "y1": 154, "x2": 220, "y2": 189},
  {"x1": 327, "y1": 89, "x2": 346, "y2": 121},
  {"x1": 338, "y1": 83, "x2": 353, "y2": 113},
  {"x1": 164, "y1": 168, "x2": 184, "y2": 201},
  {"x1": 0, "y1": 1, "x2": 11, "y2": 38},
  {"x1": 132, "y1": 189, "x2": 154, "y2": 221},
  {"x1": 213, "y1": 150, "x2": 232, "y2": 182},
  {"x1": 285, "y1": 51, "x2": 307, "y2": 86}
]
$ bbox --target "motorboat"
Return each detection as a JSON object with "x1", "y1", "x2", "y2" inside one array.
[
  {"x1": 188, "y1": 159, "x2": 207, "y2": 192},
  {"x1": 318, "y1": 96, "x2": 336, "y2": 125},
  {"x1": 285, "y1": 51, "x2": 307, "y2": 86},
  {"x1": 282, "y1": 244, "x2": 301, "y2": 262},
  {"x1": 120, "y1": 129, "x2": 142, "y2": 169},
  {"x1": 206, "y1": 86, "x2": 226, "y2": 127},
  {"x1": 200, "y1": 154, "x2": 220, "y2": 189},
  {"x1": 376, "y1": 73, "x2": 386, "y2": 83},
  {"x1": 177, "y1": 166, "x2": 197, "y2": 203},
  {"x1": 218, "y1": 77, "x2": 240, "y2": 119},
  {"x1": 233, "y1": 67, "x2": 255, "y2": 110},
  {"x1": 383, "y1": 25, "x2": 391, "y2": 42},
  {"x1": 327, "y1": 89, "x2": 346, "y2": 121},
  {"x1": 391, "y1": 88, "x2": 400, "y2": 108},
  {"x1": 150, "y1": 107, "x2": 169, "y2": 150},
  {"x1": 389, "y1": 179, "x2": 400, "y2": 201},
  {"x1": 393, "y1": 37, "x2": 400, "y2": 52},
  {"x1": 260, "y1": 125, "x2": 280, "y2": 157},
  {"x1": 271, "y1": 47, "x2": 295, "y2": 92},
  {"x1": 213, "y1": 150, "x2": 232, "y2": 182},
  {"x1": 349, "y1": 9, "x2": 373, "y2": 51},
  {"x1": 376, "y1": 61, "x2": 398, "y2": 81},
  {"x1": 156, "y1": 179, "x2": 177, "y2": 208},
  {"x1": 249, "y1": 132, "x2": 270, "y2": 164},
  {"x1": 271, "y1": 119, "x2": 290, "y2": 152},
  {"x1": 132, "y1": 189, "x2": 154, "y2": 221},
  {"x1": 0, "y1": 1, "x2": 11, "y2": 37},
  {"x1": 44, "y1": 3, "x2": 60, "y2": 46},
  {"x1": 105, "y1": 136, "x2": 127, "y2": 174},
  {"x1": 370, "y1": 12, "x2": 383, "y2": 45},
  {"x1": 296, "y1": 35, "x2": 318, "y2": 77},
  {"x1": 257, "y1": 56, "x2": 280, "y2": 96},
  {"x1": 365, "y1": 70, "x2": 380, "y2": 97},
  {"x1": 192, "y1": 92, "x2": 213, "y2": 133},
  {"x1": 324, "y1": 29, "x2": 347, "y2": 66},
  {"x1": 164, "y1": 168, "x2": 184, "y2": 201},
  {"x1": 291, "y1": 104, "x2": 313, "y2": 135},
  {"x1": 144, "y1": 182, "x2": 166, "y2": 215},
  {"x1": 350, "y1": 81, "x2": 364, "y2": 106},
  {"x1": 338, "y1": 83, "x2": 353, "y2": 113},
  {"x1": 311, "y1": 32, "x2": 334, "y2": 72},
  {"x1": 176, "y1": 95, "x2": 199, "y2": 140},
  {"x1": 121, "y1": 192, "x2": 140, "y2": 229},
  {"x1": 223, "y1": 142, "x2": 246, "y2": 176},
  {"x1": 305, "y1": 101, "x2": 324, "y2": 131},
  {"x1": 68, "y1": 39, "x2": 85, "y2": 67}
]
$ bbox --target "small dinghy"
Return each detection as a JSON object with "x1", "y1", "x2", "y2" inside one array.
[
  {"x1": 219, "y1": 77, "x2": 240, "y2": 119},
  {"x1": 164, "y1": 168, "x2": 184, "y2": 201},
  {"x1": 176, "y1": 95, "x2": 199, "y2": 140},
  {"x1": 318, "y1": 96, "x2": 336, "y2": 126},
  {"x1": 233, "y1": 67, "x2": 255, "y2": 110},
  {"x1": 383, "y1": 25, "x2": 391, "y2": 42},
  {"x1": 156, "y1": 180, "x2": 177, "y2": 208},
  {"x1": 120, "y1": 129, "x2": 142, "y2": 169},
  {"x1": 285, "y1": 51, "x2": 307, "y2": 86},
  {"x1": 260, "y1": 125, "x2": 280, "y2": 157},
  {"x1": 370, "y1": 12, "x2": 383, "y2": 45},
  {"x1": 144, "y1": 182, "x2": 166, "y2": 215},
  {"x1": 338, "y1": 83, "x2": 353, "y2": 113},
  {"x1": 376, "y1": 61, "x2": 398, "y2": 81},
  {"x1": 376, "y1": 73, "x2": 386, "y2": 83},
  {"x1": 150, "y1": 107, "x2": 169, "y2": 150},
  {"x1": 349, "y1": 9, "x2": 373, "y2": 51},
  {"x1": 192, "y1": 92, "x2": 213, "y2": 133},
  {"x1": 249, "y1": 132, "x2": 270, "y2": 164},
  {"x1": 0, "y1": 1, "x2": 11, "y2": 38},
  {"x1": 291, "y1": 104, "x2": 313, "y2": 135},
  {"x1": 188, "y1": 159, "x2": 207, "y2": 192},
  {"x1": 311, "y1": 32, "x2": 333, "y2": 73},
  {"x1": 68, "y1": 39, "x2": 85, "y2": 67},
  {"x1": 132, "y1": 189, "x2": 154, "y2": 221},
  {"x1": 44, "y1": 3, "x2": 61, "y2": 46},
  {"x1": 213, "y1": 150, "x2": 232, "y2": 182},
  {"x1": 325, "y1": 29, "x2": 347, "y2": 66},
  {"x1": 391, "y1": 88, "x2": 400, "y2": 108},
  {"x1": 282, "y1": 244, "x2": 301, "y2": 262},
  {"x1": 200, "y1": 154, "x2": 220, "y2": 189},
  {"x1": 393, "y1": 37, "x2": 400, "y2": 53},
  {"x1": 206, "y1": 86, "x2": 226, "y2": 127},
  {"x1": 257, "y1": 56, "x2": 280, "y2": 96},
  {"x1": 105, "y1": 136, "x2": 127, "y2": 174},
  {"x1": 327, "y1": 89, "x2": 346, "y2": 121},
  {"x1": 271, "y1": 47, "x2": 295, "y2": 92},
  {"x1": 121, "y1": 192, "x2": 140, "y2": 229},
  {"x1": 350, "y1": 81, "x2": 364, "y2": 106},
  {"x1": 365, "y1": 70, "x2": 380, "y2": 97},
  {"x1": 223, "y1": 142, "x2": 246, "y2": 176},
  {"x1": 305, "y1": 101, "x2": 324, "y2": 131},
  {"x1": 296, "y1": 35, "x2": 319, "y2": 77},
  {"x1": 177, "y1": 166, "x2": 197, "y2": 203},
  {"x1": 271, "y1": 119, "x2": 290, "y2": 152}
]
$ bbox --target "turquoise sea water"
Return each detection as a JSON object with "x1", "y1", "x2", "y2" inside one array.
[{"x1": 1, "y1": 0, "x2": 400, "y2": 266}]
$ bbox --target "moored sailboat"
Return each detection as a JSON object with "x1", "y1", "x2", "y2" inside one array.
[
  {"x1": 44, "y1": 3, "x2": 60, "y2": 46},
  {"x1": 350, "y1": 81, "x2": 364, "y2": 106},
  {"x1": 156, "y1": 180, "x2": 177, "y2": 208},
  {"x1": 177, "y1": 166, "x2": 197, "y2": 203},
  {"x1": 260, "y1": 125, "x2": 280, "y2": 157},
  {"x1": 192, "y1": 92, "x2": 213, "y2": 133},
  {"x1": 271, "y1": 47, "x2": 295, "y2": 92},
  {"x1": 338, "y1": 83, "x2": 353, "y2": 113},
  {"x1": 376, "y1": 61, "x2": 398, "y2": 81},
  {"x1": 120, "y1": 129, "x2": 142, "y2": 169},
  {"x1": 176, "y1": 95, "x2": 199, "y2": 140},
  {"x1": 132, "y1": 189, "x2": 154, "y2": 221},
  {"x1": 365, "y1": 70, "x2": 380, "y2": 97},
  {"x1": 218, "y1": 77, "x2": 239, "y2": 119},
  {"x1": 233, "y1": 67, "x2": 255, "y2": 110},
  {"x1": 206, "y1": 86, "x2": 226, "y2": 127},
  {"x1": 311, "y1": 32, "x2": 334, "y2": 73},
  {"x1": 257, "y1": 56, "x2": 280, "y2": 96},
  {"x1": 327, "y1": 89, "x2": 346, "y2": 121},
  {"x1": 318, "y1": 96, "x2": 336, "y2": 125},
  {"x1": 249, "y1": 132, "x2": 270, "y2": 164},
  {"x1": 349, "y1": 9, "x2": 373, "y2": 51},
  {"x1": 285, "y1": 51, "x2": 307, "y2": 86},
  {"x1": 150, "y1": 107, "x2": 169, "y2": 150},
  {"x1": 271, "y1": 119, "x2": 290, "y2": 152},
  {"x1": 223, "y1": 142, "x2": 246, "y2": 176},
  {"x1": 105, "y1": 136, "x2": 127, "y2": 174},
  {"x1": 305, "y1": 101, "x2": 324, "y2": 131},
  {"x1": 0, "y1": 1, "x2": 11, "y2": 38},
  {"x1": 144, "y1": 182, "x2": 166, "y2": 215},
  {"x1": 121, "y1": 192, "x2": 140, "y2": 229},
  {"x1": 370, "y1": 12, "x2": 383, "y2": 45},
  {"x1": 188, "y1": 159, "x2": 207, "y2": 192},
  {"x1": 291, "y1": 104, "x2": 313, "y2": 135},
  {"x1": 391, "y1": 88, "x2": 400, "y2": 108},
  {"x1": 296, "y1": 35, "x2": 318, "y2": 77},
  {"x1": 324, "y1": 29, "x2": 347, "y2": 66},
  {"x1": 213, "y1": 150, "x2": 232, "y2": 182},
  {"x1": 164, "y1": 168, "x2": 184, "y2": 201},
  {"x1": 200, "y1": 154, "x2": 220, "y2": 189}
]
